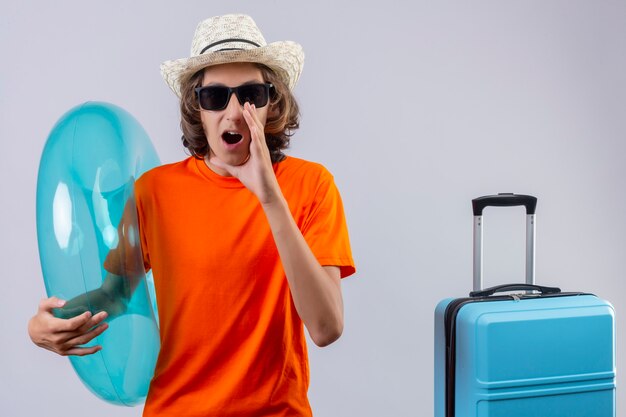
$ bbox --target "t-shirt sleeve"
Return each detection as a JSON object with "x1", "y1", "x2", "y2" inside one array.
[
  {"x1": 103, "y1": 187, "x2": 151, "y2": 277},
  {"x1": 301, "y1": 170, "x2": 356, "y2": 279}
]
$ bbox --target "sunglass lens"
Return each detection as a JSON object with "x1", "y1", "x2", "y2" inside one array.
[
  {"x1": 237, "y1": 84, "x2": 269, "y2": 107},
  {"x1": 198, "y1": 87, "x2": 229, "y2": 110}
]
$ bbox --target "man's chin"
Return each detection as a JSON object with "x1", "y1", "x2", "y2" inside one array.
[
  {"x1": 208, "y1": 151, "x2": 247, "y2": 167},
  {"x1": 219, "y1": 151, "x2": 250, "y2": 167}
]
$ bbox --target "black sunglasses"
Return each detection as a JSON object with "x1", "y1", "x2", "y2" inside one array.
[{"x1": 194, "y1": 83, "x2": 274, "y2": 111}]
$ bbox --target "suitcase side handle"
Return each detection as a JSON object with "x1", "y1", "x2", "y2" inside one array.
[
  {"x1": 472, "y1": 193, "x2": 537, "y2": 216},
  {"x1": 470, "y1": 283, "x2": 561, "y2": 298},
  {"x1": 472, "y1": 193, "x2": 538, "y2": 292}
]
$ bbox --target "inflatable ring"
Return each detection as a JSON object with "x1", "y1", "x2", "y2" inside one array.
[{"x1": 36, "y1": 102, "x2": 161, "y2": 406}]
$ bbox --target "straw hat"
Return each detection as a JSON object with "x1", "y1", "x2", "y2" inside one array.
[{"x1": 160, "y1": 14, "x2": 305, "y2": 98}]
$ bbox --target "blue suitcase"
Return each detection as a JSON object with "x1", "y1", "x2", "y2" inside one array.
[{"x1": 434, "y1": 194, "x2": 616, "y2": 417}]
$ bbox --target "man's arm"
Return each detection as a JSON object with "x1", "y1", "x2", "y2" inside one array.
[
  {"x1": 29, "y1": 271, "x2": 143, "y2": 356},
  {"x1": 54, "y1": 272, "x2": 139, "y2": 319},
  {"x1": 30, "y1": 191, "x2": 146, "y2": 355},
  {"x1": 208, "y1": 102, "x2": 345, "y2": 347},
  {"x1": 262, "y1": 197, "x2": 344, "y2": 347}
]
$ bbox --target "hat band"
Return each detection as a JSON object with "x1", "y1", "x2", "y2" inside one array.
[{"x1": 200, "y1": 38, "x2": 262, "y2": 55}]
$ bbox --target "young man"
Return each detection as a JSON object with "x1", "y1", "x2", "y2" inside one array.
[{"x1": 29, "y1": 14, "x2": 355, "y2": 416}]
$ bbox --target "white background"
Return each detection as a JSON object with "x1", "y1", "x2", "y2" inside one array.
[{"x1": 1, "y1": 1, "x2": 624, "y2": 416}]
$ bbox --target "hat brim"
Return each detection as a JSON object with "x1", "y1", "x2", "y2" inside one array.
[{"x1": 160, "y1": 41, "x2": 304, "y2": 98}]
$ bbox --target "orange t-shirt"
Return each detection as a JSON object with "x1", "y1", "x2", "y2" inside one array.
[{"x1": 105, "y1": 156, "x2": 355, "y2": 416}]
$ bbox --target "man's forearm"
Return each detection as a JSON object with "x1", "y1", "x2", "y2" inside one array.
[
  {"x1": 54, "y1": 273, "x2": 132, "y2": 319},
  {"x1": 262, "y1": 194, "x2": 344, "y2": 347}
]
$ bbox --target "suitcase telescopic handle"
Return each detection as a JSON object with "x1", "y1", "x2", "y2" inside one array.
[
  {"x1": 469, "y1": 283, "x2": 560, "y2": 298},
  {"x1": 472, "y1": 193, "x2": 538, "y2": 292},
  {"x1": 472, "y1": 194, "x2": 537, "y2": 216}
]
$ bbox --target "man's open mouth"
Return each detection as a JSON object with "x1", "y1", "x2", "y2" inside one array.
[{"x1": 222, "y1": 131, "x2": 243, "y2": 145}]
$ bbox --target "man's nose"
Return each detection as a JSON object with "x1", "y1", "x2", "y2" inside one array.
[{"x1": 224, "y1": 92, "x2": 243, "y2": 119}]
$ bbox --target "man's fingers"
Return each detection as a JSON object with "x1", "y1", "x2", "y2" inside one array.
[
  {"x1": 63, "y1": 345, "x2": 102, "y2": 357},
  {"x1": 243, "y1": 103, "x2": 263, "y2": 146},
  {"x1": 61, "y1": 310, "x2": 108, "y2": 332},
  {"x1": 65, "y1": 321, "x2": 109, "y2": 348},
  {"x1": 243, "y1": 115, "x2": 264, "y2": 162},
  {"x1": 31, "y1": 297, "x2": 110, "y2": 357},
  {"x1": 55, "y1": 311, "x2": 92, "y2": 332},
  {"x1": 50, "y1": 309, "x2": 106, "y2": 335},
  {"x1": 54, "y1": 304, "x2": 89, "y2": 320},
  {"x1": 248, "y1": 103, "x2": 264, "y2": 131},
  {"x1": 39, "y1": 297, "x2": 66, "y2": 313},
  {"x1": 77, "y1": 311, "x2": 108, "y2": 333}
]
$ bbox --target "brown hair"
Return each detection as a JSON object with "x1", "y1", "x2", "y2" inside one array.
[{"x1": 179, "y1": 64, "x2": 300, "y2": 163}]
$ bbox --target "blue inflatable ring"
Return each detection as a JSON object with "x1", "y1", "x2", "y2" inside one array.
[{"x1": 36, "y1": 102, "x2": 160, "y2": 406}]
